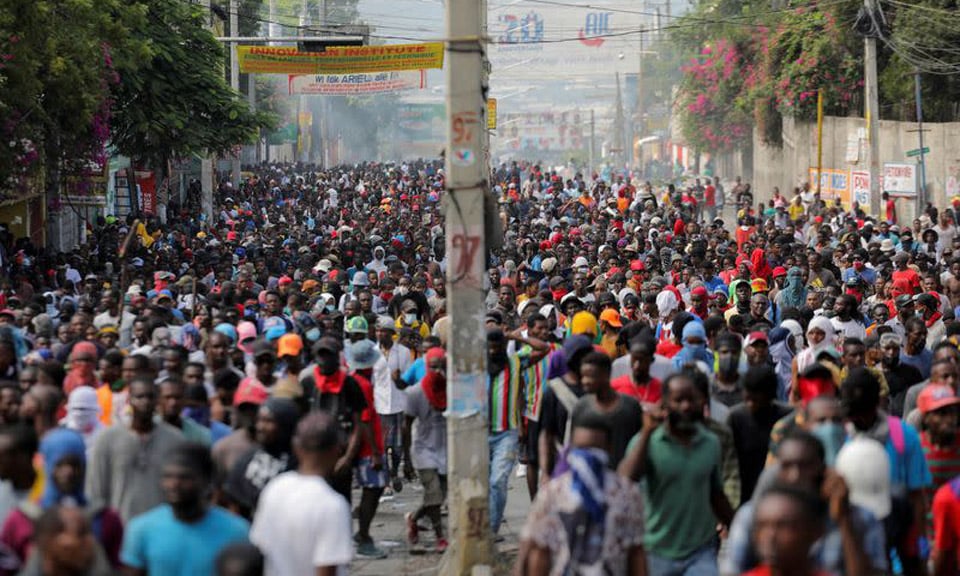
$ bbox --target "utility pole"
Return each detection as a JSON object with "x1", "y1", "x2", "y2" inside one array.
[
  {"x1": 442, "y1": 0, "x2": 492, "y2": 570},
  {"x1": 590, "y1": 108, "x2": 596, "y2": 176},
  {"x1": 229, "y1": 0, "x2": 241, "y2": 186},
  {"x1": 200, "y1": 0, "x2": 214, "y2": 221},
  {"x1": 914, "y1": 69, "x2": 927, "y2": 208},
  {"x1": 864, "y1": 0, "x2": 881, "y2": 215},
  {"x1": 614, "y1": 72, "x2": 626, "y2": 169}
]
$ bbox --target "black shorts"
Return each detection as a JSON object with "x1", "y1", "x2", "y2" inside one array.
[{"x1": 524, "y1": 418, "x2": 540, "y2": 465}]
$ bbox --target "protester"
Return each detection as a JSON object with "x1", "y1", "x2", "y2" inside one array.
[
  {"x1": 251, "y1": 411, "x2": 353, "y2": 576},
  {"x1": 120, "y1": 442, "x2": 249, "y2": 575},
  {"x1": 518, "y1": 408, "x2": 646, "y2": 575},
  {"x1": 403, "y1": 346, "x2": 448, "y2": 552},
  {"x1": 86, "y1": 378, "x2": 184, "y2": 523},
  {"x1": 4, "y1": 159, "x2": 960, "y2": 573}
]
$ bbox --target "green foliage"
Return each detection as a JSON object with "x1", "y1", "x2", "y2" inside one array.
[
  {"x1": 673, "y1": 0, "x2": 960, "y2": 154},
  {"x1": 0, "y1": 0, "x2": 144, "y2": 197},
  {"x1": 109, "y1": 0, "x2": 276, "y2": 171}
]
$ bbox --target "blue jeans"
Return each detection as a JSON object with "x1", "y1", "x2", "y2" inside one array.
[
  {"x1": 488, "y1": 430, "x2": 518, "y2": 534},
  {"x1": 647, "y1": 543, "x2": 718, "y2": 576}
]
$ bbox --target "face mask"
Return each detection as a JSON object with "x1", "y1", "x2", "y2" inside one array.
[
  {"x1": 718, "y1": 356, "x2": 738, "y2": 379},
  {"x1": 404, "y1": 313, "x2": 417, "y2": 325},
  {"x1": 811, "y1": 422, "x2": 845, "y2": 466},
  {"x1": 305, "y1": 327, "x2": 321, "y2": 342},
  {"x1": 396, "y1": 286, "x2": 409, "y2": 296},
  {"x1": 325, "y1": 304, "x2": 335, "y2": 312},
  {"x1": 685, "y1": 342, "x2": 705, "y2": 357}
]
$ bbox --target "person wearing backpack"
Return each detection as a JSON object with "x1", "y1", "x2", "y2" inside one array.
[
  {"x1": 299, "y1": 337, "x2": 369, "y2": 508},
  {"x1": 536, "y1": 335, "x2": 593, "y2": 486},
  {"x1": 841, "y1": 367, "x2": 933, "y2": 576}
]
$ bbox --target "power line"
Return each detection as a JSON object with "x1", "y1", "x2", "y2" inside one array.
[{"x1": 198, "y1": 0, "x2": 858, "y2": 47}]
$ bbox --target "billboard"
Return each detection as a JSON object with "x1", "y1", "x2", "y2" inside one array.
[
  {"x1": 238, "y1": 43, "x2": 444, "y2": 75},
  {"x1": 497, "y1": 110, "x2": 587, "y2": 152},
  {"x1": 808, "y1": 168, "x2": 851, "y2": 205},
  {"x1": 287, "y1": 71, "x2": 426, "y2": 95},
  {"x1": 489, "y1": 2, "x2": 647, "y2": 79},
  {"x1": 883, "y1": 163, "x2": 917, "y2": 197},
  {"x1": 397, "y1": 103, "x2": 445, "y2": 145}
]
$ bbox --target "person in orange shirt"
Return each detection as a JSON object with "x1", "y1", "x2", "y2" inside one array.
[
  {"x1": 598, "y1": 309, "x2": 623, "y2": 358},
  {"x1": 736, "y1": 216, "x2": 757, "y2": 252},
  {"x1": 97, "y1": 353, "x2": 151, "y2": 427}
]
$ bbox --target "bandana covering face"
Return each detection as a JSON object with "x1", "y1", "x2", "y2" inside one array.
[
  {"x1": 421, "y1": 347, "x2": 447, "y2": 411},
  {"x1": 314, "y1": 366, "x2": 346, "y2": 394}
]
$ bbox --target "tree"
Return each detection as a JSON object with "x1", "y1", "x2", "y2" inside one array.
[
  {"x1": 109, "y1": 0, "x2": 275, "y2": 173},
  {"x1": 0, "y1": 0, "x2": 143, "y2": 202}
]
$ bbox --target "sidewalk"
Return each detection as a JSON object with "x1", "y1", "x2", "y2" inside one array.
[{"x1": 351, "y1": 467, "x2": 532, "y2": 575}]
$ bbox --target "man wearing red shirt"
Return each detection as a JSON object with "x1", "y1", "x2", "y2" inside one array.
[
  {"x1": 892, "y1": 252, "x2": 922, "y2": 295},
  {"x1": 704, "y1": 182, "x2": 717, "y2": 222},
  {"x1": 919, "y1": 384, "x2": 960, "y2": 550},
  {"x1": 611, "y1": 331, "x2": 662, "y2": 407},
  {"x1": 934, "y1": 475, "x2": 960, "y2": 576}
]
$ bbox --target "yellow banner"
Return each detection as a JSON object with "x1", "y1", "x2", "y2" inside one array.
[
  {"x1": 487, "y1": 98, "x2": 498, "y2": 130},
  {"x1": 238, "y1": 43, "x2": 444, "y2": 75}
]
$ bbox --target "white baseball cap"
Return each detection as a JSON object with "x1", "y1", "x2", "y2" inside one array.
[{"x1": 835, "y1": 436, "x2": 891, "y2": 519}]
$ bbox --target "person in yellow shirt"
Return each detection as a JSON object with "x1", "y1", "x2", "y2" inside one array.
[
  {"x1": 395, "y1": 299, "x2": 430, "y2": 339},
  {"x1": 788, "y1": 195, "x2": 805, "y2": 222}
]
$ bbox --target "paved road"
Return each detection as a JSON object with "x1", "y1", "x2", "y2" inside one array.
[{"x1": 350, "y1": 467, "x2": 532, "y2": 575}]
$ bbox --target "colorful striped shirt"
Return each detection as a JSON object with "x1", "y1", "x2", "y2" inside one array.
[
  {"x1": 488, "y1": 352, "x2": 527, "y2": 433},
  {"x1": 522, "y1": 343, "x2": 555, "y2": 422},
  {"x1": 921, "y1": 433, "x2": 960, "y2": 538}
]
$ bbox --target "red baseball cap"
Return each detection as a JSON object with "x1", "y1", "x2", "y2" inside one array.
[
  {"x1": 918, "y1": 384, "x2": 960, "y2": 415},
  {"x1": 772, "y1": 266, "x2": 787, "y2": 278},
  {"x1": 233, "y1": 379, "x2": 269, "y2": 407}
]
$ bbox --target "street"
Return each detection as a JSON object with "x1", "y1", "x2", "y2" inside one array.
[{"x1": 353, "y1": 470, "x2": 531, "y2": 575}]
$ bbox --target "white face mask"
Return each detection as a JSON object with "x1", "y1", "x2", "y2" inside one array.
[{"x1": 404, "y1": 313, "x2": 417, "y2": 325}]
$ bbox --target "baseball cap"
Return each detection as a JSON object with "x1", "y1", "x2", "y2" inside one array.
[
  {"x1": 253, "y1": 340, "x2": 276, "y2": 360},
  {"x1": 750, "y1": 278, "x2": 768, "y2": 293},
  {"x1": 570, "y1": 311, "x2": 598, "y2": 337},
  {"x1": 894, "y1": 294, "x2": 914, "y2": 308},
  {"x1": 262, "y1": 316, "x2": 288, "y2": 341},
  {"x1": 835, "y1": 437, "x2": 891, "y2": 519},
  {"x1": 599, "y1": 309, "x2": 623, "y2": 328},
  {"x1": 237, "y1": 321, "x2": 257, "y2": 353},
  {"x1": 233, "y1": 379, "x2": 269, "y2": 407},
  {"x1": 744, "y1": 331, "x2": 769, "y2": 347},
  {"x1": 376, "y1": 316, "x2": 396, "y2": 331},
  {"x1": 918, "y1": 384, "x2": 960, "y2": 415},
  {"x1": 345, "y1": 315, "x2": 369, "y2": 334},
  {"x1": 277, "y1": 333, "x2": 303, "y2": 358}
]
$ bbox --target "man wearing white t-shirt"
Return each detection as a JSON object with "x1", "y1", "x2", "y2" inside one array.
[
  {"x1": 251, "y1": 411, "x2": 353, "y2": 576},
  {"x1": 373, "y1": 317, "x2": 412, "y2": 490}
]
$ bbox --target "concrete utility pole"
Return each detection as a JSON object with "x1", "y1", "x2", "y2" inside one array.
[
  {"x1": 441, "y1": 0, "x2": 492, "y2": 570},
  {"x1": 864, "y1": 0, "x2": 882, "y2": 215},
  {"x1": 230, "y1": 0, "x2": 242, "y2": 186},
  {"x1": 914, "y1": 70, "x2": 927, "y2": 208}
]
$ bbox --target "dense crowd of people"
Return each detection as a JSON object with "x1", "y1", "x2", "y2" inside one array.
[{"x1": 0, "y1": 158, "x2": 960, "y2": 575}]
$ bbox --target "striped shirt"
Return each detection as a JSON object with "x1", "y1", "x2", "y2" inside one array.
[
  {"x1": 522, "y1": 343, "x2": 555, "y2": 422},
  {"x1": 921, "y1": 433, "x2": 960, "y2": 537},
  {"x1": 488, "y1": 352, "x2": 528, "y2": 434}
]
